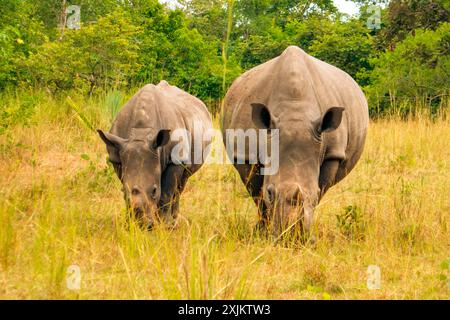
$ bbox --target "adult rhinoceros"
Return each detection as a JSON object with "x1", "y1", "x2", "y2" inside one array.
[
  {"x1": 98, "y1": 81, "x2": 212, "y2": 229},
  {"x1": 222, "y1": 46, "x2": 369, "y2": 238}
]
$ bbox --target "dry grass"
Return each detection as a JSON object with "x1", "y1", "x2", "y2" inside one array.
[{"x1": 0, "y1": 95, "x2": 448, "y2": 299}]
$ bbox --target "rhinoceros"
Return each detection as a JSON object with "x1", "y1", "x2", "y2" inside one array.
[
  {"x1": 98, "y1": 81, "x2": 212, "y2": 228},
  {"x1": 222, "y1": 46, "x2": 369, "y2": 238}
]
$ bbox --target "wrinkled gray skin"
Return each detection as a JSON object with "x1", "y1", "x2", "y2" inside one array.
[
  {"x1": 222, "y1": 46, "x2": 369, "y2": 238},
  {"x1": 98, "y1": 81, "x2": 212, "y2": 228}
]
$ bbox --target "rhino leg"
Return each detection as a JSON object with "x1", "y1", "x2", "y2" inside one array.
[
  {"x1": 234, "y1": 163, "x2": 269, "y2": 232},
  {"x1": 160, "y1": 164, "x2": 188, "y2": 224}
]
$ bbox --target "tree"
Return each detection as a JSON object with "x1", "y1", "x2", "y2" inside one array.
[
  {"x1": 234, "y1": 0, "x2": 336, "y2": 36},
  {"x1": 21, "y1": 10, "x2": 141, "y2": 94},
  {"x1": 375, "y1": 0, "x2": 450, "y2": 50},
  {"x1": 0, "y1": 0, "x2": 46, "y2": 89},
  {"x1": 180, "y1": 0, "x2": 228, "y2": 41},
  {"x1": 132, "y1": 0, "x2": 240, "y2": 103},
  {"x1": 367, "y1": 22, "x2": 450, "y2": 114},
  {"x1": 308, "y1": 19, "x2": 374, "y2": 85},
  {"x1": 29, "y1": 0, "x2": 120, "y2": 38}
]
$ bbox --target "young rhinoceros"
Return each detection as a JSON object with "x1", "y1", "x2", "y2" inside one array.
[{"x1": 98, "y1": 81, "x2": 212, "y2": 228}]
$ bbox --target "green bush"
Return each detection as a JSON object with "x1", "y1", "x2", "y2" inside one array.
[
  {"x1": 367, "y1": 22, "x2": 450, "y2": 115},
  {"x1": 0, "y1": 0, "x2": 448, "y2": 116},
  {"x1": 0, "y1": 90, "x2": 44, "y2": 134},
  {"x1": 308, "y1": 19, "x2": 374, "y2": 86},
  {"x1": 20, "y1": 10, "x2": 140, "y2": 95}
]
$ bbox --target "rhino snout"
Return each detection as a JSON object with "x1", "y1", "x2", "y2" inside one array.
[
  {"x1": 263, "y1": 183, "x2": 318, "y2": 237},
  {"x1": 131, "y1": 204, "x2": 157, "y2": 229},
  {"x1": 130, "y1": 185, "x2": 159, "y2": 228}
]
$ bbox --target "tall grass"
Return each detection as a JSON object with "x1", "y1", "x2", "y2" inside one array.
[{"x1": 0, "y1": 90, "x2": 448, "y2": 299}]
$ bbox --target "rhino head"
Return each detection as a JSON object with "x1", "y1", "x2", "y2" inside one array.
[
  {"x1": 98, "y1": 128, "x2": 171, "y2": 228},
  {"x1": 251, "y1": 102, "x2": 345, "y2": 239}
]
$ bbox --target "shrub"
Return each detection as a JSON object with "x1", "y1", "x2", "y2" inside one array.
[{"x1": 366, "y1": 22, "x2": 450, "y2": 115}]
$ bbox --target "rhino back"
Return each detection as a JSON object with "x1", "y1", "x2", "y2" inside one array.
[
  {"x1": 110, "y1": 82, "x2": 212, "y2": 170},
  {"x1": 111, "y1": 82, "x2": 211, "y2": 138}
]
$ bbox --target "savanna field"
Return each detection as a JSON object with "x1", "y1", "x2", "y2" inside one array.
[{"x1": 0, "y1": 92, "x2": 448, "y2": 299}]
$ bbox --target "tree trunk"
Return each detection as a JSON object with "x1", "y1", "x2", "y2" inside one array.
[{"x1": 58, "y1": 0, "x2": 67, "y2": 41}]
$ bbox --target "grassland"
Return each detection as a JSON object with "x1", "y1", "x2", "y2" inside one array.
[{"x1": 0, "y1": 91, "x2": 448, "y2": 299}]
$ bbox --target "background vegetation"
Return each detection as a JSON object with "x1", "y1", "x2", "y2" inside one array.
[
  {"x1": 0, "y1": 0, "x2": 449, "y2": 114},
  {"x1": 0, "y1": 0, "x2": 448, "y2": 299}
]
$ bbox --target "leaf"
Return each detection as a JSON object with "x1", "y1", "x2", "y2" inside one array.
[{"x1": 66, "y1": 96, "x2": 96, "y2": 133}]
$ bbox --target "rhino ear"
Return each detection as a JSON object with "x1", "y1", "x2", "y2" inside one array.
[
  {"x1": 318, "y1": 107, "x2": 345, "y2": 133},
  {"x1": 97, "y1": 130, "x2": 127, "y2": 149},
  {"x1": 152, "y1": 129, "x2": 171, "y2": 149},
  {"x1": 251, "y1": 103, "x2": 273, "y2": 129}
]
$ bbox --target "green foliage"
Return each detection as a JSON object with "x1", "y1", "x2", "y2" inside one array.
[
  {"x1": 375, "y1": 0, "x2": 450, "y2": 49},
  {"x1": 104, "y1": 90, "x2": 124, "y2": 121},
  {"x1": 233, "y1": 0, "x2": 336, "y2": 33},
  {"x1": 133, "y1": 2, "x2": 240, "y2": 102},
  {"x1": 181, "y1": 0, "x2": 228, "y2": 41},
  {"x1": 367, "y1": 22, "x2": 450, "y2": 115},
  {"x1": 236, "y1": 25, "x2": 290, "y2": 69},
  {"x1": 0, "y1": 1, "x2": 46, "y2": 89},
  {"x1": 0, "y1": 26, "x2": 20, "y2": 87},
  {"x1": 0, "y1": 90, "x2": 43, "y2": 134},
  {"x1": 308, "y1": 19, "x2": 374, "y2": 85},
  {"x1": 21, "y1": 10, "x2": 140, "y2": 94},
  {"x1": 0, "y1": 0, "x2": 448, "y2": 116}
]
